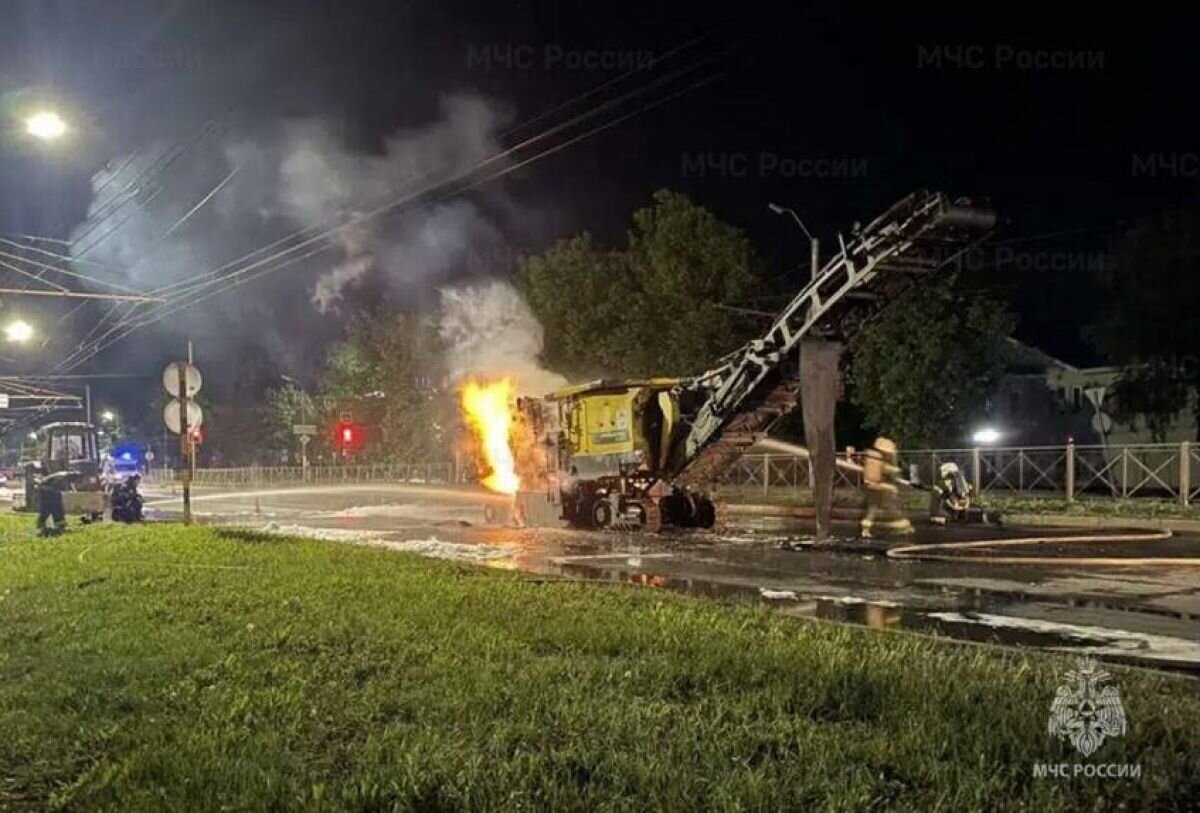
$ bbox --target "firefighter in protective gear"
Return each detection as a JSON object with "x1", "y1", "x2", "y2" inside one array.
[
  {"x1": 860, "y1": 436, "x2": 913, "y2": 538},
  {"x1": 930, "y1": 462, "x2": 972, "y2": 525},
  {"x1": 35, "y1": 470, "x2": 72, "y2": 536}
]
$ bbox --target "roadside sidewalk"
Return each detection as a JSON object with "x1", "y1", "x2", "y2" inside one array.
[{"x1": 722, "y1": 501, "x2": 1200, "y2": 534}]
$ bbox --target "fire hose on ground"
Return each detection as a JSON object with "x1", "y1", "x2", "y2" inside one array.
[{"x1": 886, "y1": 529, "x2": 1200, "y2": 567}]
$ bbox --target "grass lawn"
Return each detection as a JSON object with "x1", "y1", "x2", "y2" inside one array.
[{"x1": 2, "y1": 514, "x2": 1198, "y2": 810}]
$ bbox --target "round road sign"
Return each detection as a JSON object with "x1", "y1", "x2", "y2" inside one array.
[
  {"x1": 163, "y1": 362, "x2": 202, "y2": 398},
  {"x1": 163, "y1": 398, "x2": 204, "y2": 434}
]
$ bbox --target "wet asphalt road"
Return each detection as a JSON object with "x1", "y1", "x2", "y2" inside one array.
[{"x1": 139, "y1": 482, "x2": 1200, "y2": 672}]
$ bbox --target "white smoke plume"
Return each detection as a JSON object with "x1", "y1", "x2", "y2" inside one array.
[
  {"x1": 69, "y1": 92, "x2": 517, "y2": 342},
  {"x1": 438, "y1": 279, "x2": 567, "y2": 396},
  {"x1": 276, "y1": 95, "x2": 511, "y2": 312}
]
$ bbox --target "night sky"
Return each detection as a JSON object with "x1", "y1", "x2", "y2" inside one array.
[{"x1": 1, "y1": 1, "x2": 1198, "y2": 428}]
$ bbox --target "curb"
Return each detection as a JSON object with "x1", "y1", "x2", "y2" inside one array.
[
  {"x1": 1004, "y1": 513, "x2": 1200, "y2": 534},
  {"x1": 721, "y1": 503, "x2": 862, "y2": 520},
  {"x1": 723, "y1": 501, "x2": 1200, "y2": 533}
]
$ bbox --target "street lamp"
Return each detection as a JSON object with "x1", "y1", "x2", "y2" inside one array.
[
  {"x1": 24, "y1": 110, "x2": 68, "y2": 141},
  {"x1": 280, "y1": 374, "x2": 312, "y2": 479},
  {"x1": 768, "y1": 202, "x2": 820, "y2": 281},
  {"x1": 3, "y1": 320, "x2": 34, "y2": 343},
  {"x1": 100, "y1": 410, "x2": 116, "y2": 423},
  {"x1": 971, "y1": 426, "x2": 1003, "y2": 445}
]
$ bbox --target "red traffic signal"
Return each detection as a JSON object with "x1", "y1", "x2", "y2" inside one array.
[{"x1": 333, "y1": 420, "x2": 365, "y2": 453}]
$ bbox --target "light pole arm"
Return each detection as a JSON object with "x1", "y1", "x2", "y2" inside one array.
[{"x1": 768, "y1": 203, "x2": 820, "y2": 281}]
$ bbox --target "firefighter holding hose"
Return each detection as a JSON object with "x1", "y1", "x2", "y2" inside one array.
[
  {"x1": 930, "y1": 462, "x2": 972, "y2": 525},
  {"x1": 860, "y1": 436, "x2": 913, "y2": 538}
]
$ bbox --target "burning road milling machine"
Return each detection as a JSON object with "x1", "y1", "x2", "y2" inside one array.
[{"x1": 514, "y1": 190, "x2": 996, "y2": 531}]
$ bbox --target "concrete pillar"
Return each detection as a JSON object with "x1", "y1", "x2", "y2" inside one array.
[{"x1": 800, "y1": 339, "x2": 842, "y2": 539}]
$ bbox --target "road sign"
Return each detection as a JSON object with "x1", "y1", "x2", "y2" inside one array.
[
  {"x1": 1083, "y1": 386, "x2": 1107, "y2": 412},
  {"x1": 1091, "y1": 411, "x2": 1114, "y2": 435},
  {"x1": 163, "y1": 398, "x2": 203, "y2": 434},
  {"x1": 299, "y1": 435, "x2": 312, "y2": 446},
  {"x1": 292, "y1": 423, "x2": 318, "y2": 436},
  {"x1": 0, "y1": 393, "x2": 8, "y2": 409},
  {"x1": 162, "y1": 362, "x2": 202, "y2": 398}
]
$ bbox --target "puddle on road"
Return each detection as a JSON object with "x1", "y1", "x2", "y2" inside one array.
[
  {"x1": 148, "y1": 490, "x2": 1200, "y2": 674},
  {"x1": 553, "y1": 558, "x2": 1200, "y2": 675}
]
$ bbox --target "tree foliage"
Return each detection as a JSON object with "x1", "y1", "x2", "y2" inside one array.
[
  {"x1": 848, "y1": 277, "x2": 1015, "y2": 448},
  {"x1": 264, "y1": 312, "x2": 455, "y2": 462},
  {"x1": 324, "y1": 312, "x2": 454, "y2": 461},
  {"x1": 1090, "y1": 209, "x2": 1200, "y2": 440},
  {"x1": 517, "y1": 190, "x2": 765, "y2": 378},
  {"x1": 261, "y1": 385, "x2": 317, "y2": 461}
]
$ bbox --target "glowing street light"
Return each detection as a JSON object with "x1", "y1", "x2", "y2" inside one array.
[
  {"x1": 971, "y1": 426, "x2": 1003, "y2": 446},
  {"x1": 3, "y1": 319, "x2": 34, "y2": 343},
  {"x1": 100, "y1": 410, "x2": 117, "y2": 423},
  {"x1": 25, "y1": 110, "x2": 68, "y2": 141}
]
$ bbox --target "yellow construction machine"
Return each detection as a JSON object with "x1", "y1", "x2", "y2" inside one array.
[{"x1": 518, "y1": 190, "x2": 996, "y2": 530}]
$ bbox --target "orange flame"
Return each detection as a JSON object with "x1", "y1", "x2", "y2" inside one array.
[{"x1": 460, "y1": 378, "x2": 520, "y2": 495}]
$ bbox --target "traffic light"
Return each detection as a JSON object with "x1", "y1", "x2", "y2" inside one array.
[{"x1": 333, "y1": 420, "x2": 364, "y2": 455}]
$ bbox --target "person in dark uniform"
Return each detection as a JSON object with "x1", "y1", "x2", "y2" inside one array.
[
  {"x1": 36, "y1": 470, "x2": 72, "y2": 536},
  {"x1": 930, "y1": 462, "x2": 971, "y2": 525}
]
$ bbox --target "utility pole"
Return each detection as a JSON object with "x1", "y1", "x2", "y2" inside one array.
[
  {"x1": 84, "y1": 384, "x2": 91, "y2": 424},
  {"x1": 178, "y1": 344, "x2": 193, "y2": 525},
  {"x1": 187, "y1": 341, "x2": 196, "y2": 482},
  {"x1": 301, "y1": 396, "x2": 309, "y2": 481}
]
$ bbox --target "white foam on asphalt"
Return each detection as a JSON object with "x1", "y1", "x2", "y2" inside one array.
[
  {"x1": 927, "y1": 611, "x2": 1200, "y2": 664},
  {"x1": 372, "y1": 538, "x2": 513, "y2": 561},
  {"x1": 256, "y1": 522, "x2": 391, "y2": 542},
  {"x1": 325, "y1": 503, "x2": 476, "y2": 521},
  {"x1": 240, "y1": 522, "x2": 512, "y2": 562}
]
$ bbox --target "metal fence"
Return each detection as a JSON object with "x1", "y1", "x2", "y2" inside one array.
[
  {"x1": 145, "y1": 462, "x2": 463, "y2": 488},
  {"x1": 719, "y1": 442, "x2": 1197, "y2": 505},
  {"x1": 147, "y1": 441, "x2": 1198, "y2": 506}
]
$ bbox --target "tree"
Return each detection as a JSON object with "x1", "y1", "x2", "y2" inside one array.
[
  {"x1": 316, "y1": 312, "x2": 454, "y2": 461},
  {"x1": 517, "y1": 190, "x2": 765, "y2": 378},
  {"x1": 847, "y1": 277, "x2": 1015, "y2": 448},
  {"x1": 1090, "y1": 210, "x2": 1200, "y2": 440},
  {"x1": 262, "y1": 384, "x2": 318, "y2": 463}
]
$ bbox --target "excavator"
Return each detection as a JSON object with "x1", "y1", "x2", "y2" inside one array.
[{"x1": 517, "y1": 190, "x2": 996, "y2": 531}]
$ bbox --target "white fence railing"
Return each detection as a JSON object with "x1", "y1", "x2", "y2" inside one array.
[
  {"x1": 718, "y1": 442, "x2": 1197, "y2": 505},
  {"x1": 145, "y1": 463, "x2": 463, "y2": 488}
]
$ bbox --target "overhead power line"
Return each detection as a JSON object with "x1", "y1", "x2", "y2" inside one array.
[
  {"x1": 0, "y1": 287, "x2": 162, "y2": 302},
  {"x1": 42, "y1": 35, "x2": 728, "y2": 378},
  {"x1": 60, "y1": 69, "x2": 725, "y2": 369}
]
